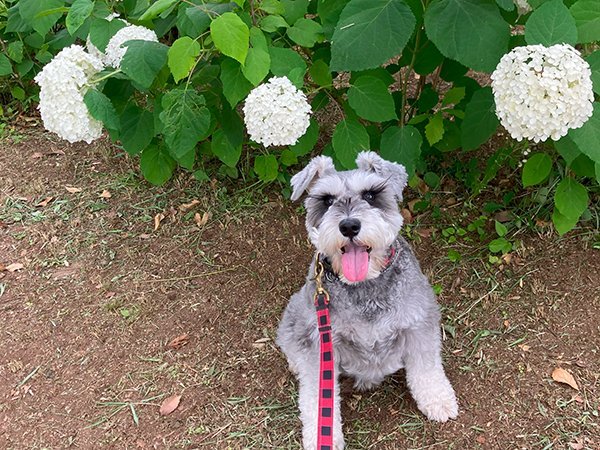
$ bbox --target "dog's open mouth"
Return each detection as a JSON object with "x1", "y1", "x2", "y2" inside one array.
[{"x1": 340, "y1": 242, "x2": 371, "y2": 282}]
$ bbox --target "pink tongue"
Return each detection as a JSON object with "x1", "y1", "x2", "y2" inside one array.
[{"x1": 341, "y1": 245, "x2": 369, "y2": 282}]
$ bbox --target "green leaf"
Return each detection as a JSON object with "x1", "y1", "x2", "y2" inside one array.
[
  {"x1": 568, "y1": 102, "x2": 600, "y2": 164},
  {"x1": 160, "y1": 88, "x2": 211, "y2": 158},
  {"x1": 259, "y1": 15, "x2": 289, "y2": 32},
  {"x1": 281, "y1": 0, "x2": 310, "y2": 24},
  {"x1": 554, "y1": 135, "x2": 581, "y2": 166},
  {"x1": 260, "y1": 0, "x2": 285, "y2": 14},
  {"x1": 425, "y1": 113, "x2": 444, "y2": 145},
  {"x1": 168, "y1": 37, "x2": 201, "y2": 83},
  {"x1": 66, "y1": 0, "x2": 94, "y2": 35},
  {"x1": 570, "y1": 0, "x2": 600, "y2": 43},
  {"x1": 177, "y1": 4, "x2": 209, "y2": 38},
  {"x1": 347, "y1": 76, "x2": 396, "y2": 122},
  {"x1": 522, "y1": 153, "x2": 553, "y2": 187},
  {"x1": 330, "y1": 0, "x2": 416, "y2": 72},
  {"x1": 220, "y1": 58, "x2": 253, "y2": 107},
  {"x1": 19, "y1": 0, "x2": 65, "y2": 36},
  {"x1": 413, "y1": 41, "x2": 445, "y2": 76},
  {"x1": 287, "y1": 18, "x2": 323, "y2": 47},
  {"x1": 494, "y1": 220, "x2": 508, "y2": 237},
  {"x1": 571, "y1": 154, "x2": 596, "y2": 178},
  {"x1": 585, "y1": 51, "x2": 600, "y2": 96},
  {"x1": 332, "y1": 118, "x2": 370, "y2": 169},
  {"x1": 242, "y1": 27, "x2": 271, "y2": 86},
  {"x1": 379, "y1": 125, "x2": 423, "y2": 177},
  {"x1": 269, "y1": 47, "x2": 307, "y2": 88},
  {"x1": 139, "y1": 0, "x2": 179, "y2": 21},
  {"x1": 596, "y1": 162, "x2": 600, "y2": 183},
  {"x1": 254, "y1": 155, "x2": 279, "y2": 181},
  {"x1": 120, "y1": 105, "x2": 155, "y2": 155},
  {"x1": 525, "y1": 0, "x2": 577, "y2": 46},
  {"x1": 89, "y1": 18, "x2": 127, "y2": 52},
  {"x1": 441, "y1": 86, "x2": 465, "y2": 106},
  {"x1": 309, "y1": 60, "x2": 333, "y2": 87},
  {"x1": 318, "y1": 0, "x2": 346, "y2": 39},
  {"x1": 554, "y1": 177, "x2": 589, "y2": 220},
  {"x1": 461, "y1": 87, "x2": 499, "y2": 151},
  {"x1": 141, "y1": 143, "x2": 177, "y2": 186},
  {"x1": 7, "y1": 41, "x2": 24, "y2": 63},
  {"x1": 280, "y1": 149, "x2": 298, "y2": 166},
  {"x1": 84, "y1": 89, "x2": 119, "y2": 131},
  {"x1": 0, "y1": 54, "x2": 12, "y2": 77},
  {"x1": 488, "y1": 237, "x2": 511, "y2": 253},
  {"x1": 424, "y1": 0, "x2": 510, "y2": 73},
  {"x1": 212, "y1": 128, "x2": 241, "y2": 167},
  {"x1": 495, "y1": 0, "x2": 514, "y2": 11},
  {"x1": 552, "y1": 208, "x2": 578, "y2": 235},
  {"x1": 121, "y1": 41, "x2": 169, "y2": 89},
  {"x1": 290, "y1": 119, "x2": 319, "y2": 156},
  {"x1": 210, "y1": 12, "x2": 250, "y2": 65}
]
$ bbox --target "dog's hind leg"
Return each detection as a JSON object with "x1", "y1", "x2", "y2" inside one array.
[
  {"x1": 296, "y1": 355, "x2": 345, "y2": 450},
  {"x1": 402, "y1": 325, "x2": 458, "y2": 422}
]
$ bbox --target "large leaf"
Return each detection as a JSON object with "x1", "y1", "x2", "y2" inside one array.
[
  {"x1": 254, "y1": 155, "x2": 279, "y2": 181},
  {"x1": 0, "y1": 54, "x2": 12, "y2": 76},
  {"x1": 568, "y1": 102, "x2": 600, "y2": 164},
  {"x1": 159, "y1": 89, "x2": 211, "y2": 157},
  {"x1": 66, "y1": 0, "x2": 94, "y2": 35},
  {"x1": 168, "y1": 37, "x2": 201, "y2": 83},
  {"x1": 554, "y1": 135, "x2": 581, "y2": 166},
  {"x1": 570, "y1": 0, "x2": 600, "y2": 43},
  {"x1": 379, "y1": 125, "x2": 422, "y2": 177},
  {"x1": 120, "y1": 105, "x2": 155, "y2": 155},
  {"x1": 525, "y1": 0, "x2": 577, "y2": 46},
  {"x1": 287, "y1": 18, "x2": 323, "y2": 47},
  {"x1": 19, "y1": 0, "x2": 65, "y2": 36},
  {"x1": 210, "y1": 12, "x2": 249, "y2": 65},
  {"x1": 585, "y1": 51, "x2": 600, "y2": 96},
  {"x1": 242, "y1": 27, "x2": 271, "y2": 86},
  {"x1": 212, "y1": 128, "x2": 242, "y2": 167},
  {"x1": 554, "y1": 177, "x2": 589, "y2": 219},
  {"x1": 461, "y1": 87, "x2": 499, "y2": 150},
  {"x1": 291, "y1": 119, "x2": 320, "y2": 156},
  {"x1": 84, "y1": 89, "x2": 119, "y2": 131},
  {"x1": 347, "y1": 76, "x2": 397, "y2": 122},
  {"x1": 139, "y1": 0, "x2": 179, "y2": 21},
  {"x1": 89, "y1": 18, "x2": 127, "y2": 52},
  {"x1": 121, "y1": 41, "x2": 169, "y2": 89},
  {"x1": 269, "y1": 46, "x2": 307, "y2": 88},
  {"x1": 220, "y1": 58, "x2": 253, "y2": 107},
  {"x1": 552, "y1": 208, "x2": 579, "y2": 235},
  {"x1": 140, "y1": 143, "x2": 177, "y2": 186},
  {"x1": 330, "y1": 0, "x2": 416, "y2": 72},
  {"x1": 332, "y1": 118, "x2": 370, "y2": 169},
  {"x1": 522, "y1": 153, "x2": 552, "y2": 187},
  {"x1": 424, "y1": 0, "x2": 510, "y2": 73}
]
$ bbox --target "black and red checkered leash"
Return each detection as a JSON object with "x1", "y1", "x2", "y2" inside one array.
[{"x1": 313, "y1": 255, "x2": 334, "y2": 450}]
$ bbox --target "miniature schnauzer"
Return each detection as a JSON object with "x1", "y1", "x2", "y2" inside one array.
[{"x1": 276, "y1": 152, "x2": 458, "y2": 449}]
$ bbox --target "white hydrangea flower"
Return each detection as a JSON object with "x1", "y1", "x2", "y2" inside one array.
[
  {"x1": 243, "y1": 76, "x2": 312, "y2": 147},
  {"x1": 513, "y1": 0, "x2": 531, "y2": 14},
  {"x1": 34, "y1": 45, "x2": 104, "y2": 144},
  {"x1": 104, "y1": 24, "x2": 158, "y2": 68},
  {"x1": 86, "y1": 13, "x2": 127, "y2": 63},
  {"x1": 491, "y1": 44, "x2": 594, "y2": 143}
]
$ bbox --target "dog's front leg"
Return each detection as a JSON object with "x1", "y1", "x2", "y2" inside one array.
[
  {"x1": 296, "y1": 357, "x2": 344, "y2": 450},
  {"x1": 403, "y1": 326, "x2": 458, "y2": 422}
]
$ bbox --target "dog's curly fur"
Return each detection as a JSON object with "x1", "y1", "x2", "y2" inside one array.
[{"x1": 276, "y1": 152, "x2": 458, "y2": 450}]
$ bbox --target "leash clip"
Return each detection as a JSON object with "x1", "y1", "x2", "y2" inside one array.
[{"x1": 313, "y1": 254, "x2": 329, "y2": 305}]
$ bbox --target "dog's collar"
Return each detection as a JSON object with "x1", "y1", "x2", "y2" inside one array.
[{"x1": 319, "y1": 239, "x2": 401, "y2": 283}]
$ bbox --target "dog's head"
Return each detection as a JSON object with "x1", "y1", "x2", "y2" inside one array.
[{"x1": 291, "y1": 151, "x2": 408, "y2": 284}]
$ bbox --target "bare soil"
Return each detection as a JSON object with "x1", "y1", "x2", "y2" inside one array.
[{"x1": 0, "y1": 127, "x2": 598, "y2": 450}]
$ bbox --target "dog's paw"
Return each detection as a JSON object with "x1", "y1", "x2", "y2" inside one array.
[{"x1": 416, "y1": 387, "x2": 458, "y2": 422}]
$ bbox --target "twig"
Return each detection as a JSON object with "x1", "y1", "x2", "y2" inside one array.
[{"x1": 146, "y1": 266, "x2": 241, "y2": 283}]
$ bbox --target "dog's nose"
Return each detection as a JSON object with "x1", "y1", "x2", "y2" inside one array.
[{"x1": 339, "y1": 218, "x2": 361, "y2": 238}]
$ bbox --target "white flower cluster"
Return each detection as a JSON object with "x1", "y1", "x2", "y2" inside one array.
[
  {"x1": 34, "y1": 45, "x2": 104, "y2": 144},
  {"x1": 86, "y1": 13, "x2": 126, "y2": 62},
  {"x1": 491, "y1": 44, "x2": 594, "y2": 143},
  {"x1": 243, "y1": 76, "x2": 312, "y2": 147},
  {"x1": 104, "y1": 25, "x2": 158, "y2": 68},
  {"x1": 513, "y1": 0, "x2": 531, "y2": 14}
]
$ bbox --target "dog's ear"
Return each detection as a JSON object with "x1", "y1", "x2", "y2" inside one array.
[
  {"x1": 290, "y1": 155, "x2": 336, "y2": 201},
  {"x1": 356, "y1": 151, "x2": 408, "y2": 201}
]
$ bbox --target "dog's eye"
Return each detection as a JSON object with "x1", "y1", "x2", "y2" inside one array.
[
  {"x1": 322, "y1": 195, "x2": 335, "y2": 207},
  {"x1": 362, "y1": 191, "x2": 376, "y2": 203}
]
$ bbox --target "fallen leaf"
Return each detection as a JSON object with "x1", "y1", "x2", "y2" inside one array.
[
  {"x1": 501, "y1": 253, "x2": 512, "y2": 265},
  {"x1": 159, "y1": 394, "x2": 181, "y2": 416},
  {"x1": 552, "y1": 367, "x2": 579, "y2": 390},
  {"x1": 416, "y1": 228, "x2": 433, "y2": 238},
  {"x1": 194, "y1": 211, "x2": 212, "y2": 228},
  {"x1": 65, "y1": 186, "x2": 82, "y2": 193},
  {"x1": 167, "y1": 334, "x2": 189, "y2": 349},
  {"x1": 179, "y1": 199, "x2": 200, "y2": 211},
  {"x1": 5, "y1": 263, "x2": 24, "y2": 272},
  {"x1": 31, "y1": 152, "x2": 44, "y2": 159},
  {"x1": 494, "y1": 210, "x2": 512, "y2": 222},
  {"x1": 407, "y1": 199, "x2": 419, "y2": 213},
  {"x1": 401, "y1": 208, "x2": 413, "y2": 223},
  {"x1": 100, "y1": 190, "x2": 112, "y2": 199},
  {"x1": 36, "y1": 196, "x2": 54, "y2": 207},
  {"x1": 154, "y1": 213, "x2": 165, "y2": 231}
]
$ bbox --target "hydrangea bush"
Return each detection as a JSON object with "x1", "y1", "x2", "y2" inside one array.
[{"x1": 0, "y1": 0, "x2": 599, "y2": 234}]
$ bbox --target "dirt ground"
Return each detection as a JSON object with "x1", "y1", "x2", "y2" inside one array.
[{"x1": 0, "y1": 127, "x2": 599, "y2": 450}]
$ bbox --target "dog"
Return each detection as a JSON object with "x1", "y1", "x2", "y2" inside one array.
[{"x1": 276, "y1": 152, "x2": 458, "y2": 449}]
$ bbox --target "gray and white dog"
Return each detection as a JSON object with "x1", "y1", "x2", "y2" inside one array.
[{"x1": 276, "y1": 151, "x2": 458, "y2": 449}]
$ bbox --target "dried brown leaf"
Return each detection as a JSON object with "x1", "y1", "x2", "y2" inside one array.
[
  {"x1": 65, "y1": 186, "x2": 82, "y2": 193},
  {"x1": 159, "y1": 394, "x2": 181, "y2": 416},
  {"x1": 179, "y1": 200, "x2": 200, "y2": 211},
  {"x1": 35, "y1": 196, "x2": 54, "y2": 207},
  {"x1": 154, "y1": 213, "x2": 165, "y2": 231},
  {"x1": 194, "y1": 211, "x2": 212, "y2": 228},
  {"x1": 5, "y1": 263, "x2": 24, "y2": 272},
  {"x1": 167, "y1": 334, "x2": 189, "y2": 349},
  {"x1": 552, "y1": 367, "x2": 579, "y2": 390},
  {"x1": 400, "y1": 208, "x2": 413, "y2": 224},
  {"x1": 416, "y1": 228, "x2": 433, "y2": 238},
  {"x1": 100, "y1": 190, "x2": 112, "y2": 199}
]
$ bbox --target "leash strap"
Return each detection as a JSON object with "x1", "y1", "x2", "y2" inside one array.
[{"x1": 314, "y1": 258, "x2": 334, "y2": 450}]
